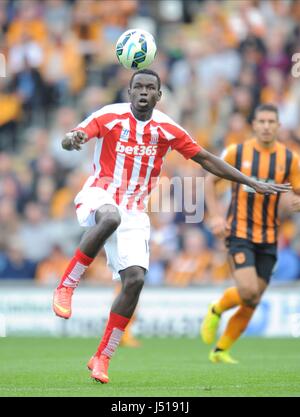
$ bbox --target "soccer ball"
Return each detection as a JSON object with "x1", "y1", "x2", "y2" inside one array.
[{"x1": 115, "y1": 29, "x2": 157, "y2": 70}]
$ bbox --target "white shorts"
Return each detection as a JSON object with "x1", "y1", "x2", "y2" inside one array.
[{"x1": 74, "y1": 186, "x2": 150, "y2": 280}]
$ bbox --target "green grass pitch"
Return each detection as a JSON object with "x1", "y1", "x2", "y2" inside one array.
[{"x1": 0, "y1": 337, "x2": 299, "y2": 397}]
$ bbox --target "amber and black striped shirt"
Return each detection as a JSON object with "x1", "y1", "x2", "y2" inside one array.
[{"x1": 223, "y1": 138, "x2": 300, "y2": 244}]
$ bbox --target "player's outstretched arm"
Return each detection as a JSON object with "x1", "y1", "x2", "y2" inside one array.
[
  {"x1": 62, "y1": 130, "x2": 88, "y2": 151},
  {"x1": 191, "y1": 149, "x2": 292, "y2": 195}
]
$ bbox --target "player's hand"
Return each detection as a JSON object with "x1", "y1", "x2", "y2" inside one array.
[
  {"x1": 251, "y1": 181, "x2": 292, "y2": 195},
  {"x1": 209, "y1": 216, "x2": 227, "y2": 239},
  {"x1": 66, "y1": 131, "x2": 88, "y2": 151}
]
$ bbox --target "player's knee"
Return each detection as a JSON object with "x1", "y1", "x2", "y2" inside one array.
[
  {"x1": 123, "y1": 267, "x2": 145, "y2": 295},
  {"x1": 240, "y1": 288, "x2": 260, "y2": 308},
  {"x1": 96, "y1": 208, "x2": 121, "y2": 231}
]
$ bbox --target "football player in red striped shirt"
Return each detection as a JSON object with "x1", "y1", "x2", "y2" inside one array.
[{"x1": 52, "y1": 69, "x2": 291, "y2": 383}]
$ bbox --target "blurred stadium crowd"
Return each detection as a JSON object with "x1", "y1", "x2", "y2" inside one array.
[{"x1": 0, "y1": 0, "x2": 300, "y2": 285}]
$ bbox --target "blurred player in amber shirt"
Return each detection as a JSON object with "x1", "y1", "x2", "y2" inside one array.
[
  {"x1": 35, "y1": 245, "x2": 69, "y2": 285},
  {"x1": 201, "y1": 104, "x2": 300, "y2": 364},
  {"x1": 165, "y1": 228, "x2": 213, "y2": 286}
]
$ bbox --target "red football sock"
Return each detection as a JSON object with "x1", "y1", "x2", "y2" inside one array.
[
  {"x1": 57, "y1": 248, "x2": 94, "y2": 289},
  {"x1": 96, "y1": 312, "x2": 130, "y2": 358}
]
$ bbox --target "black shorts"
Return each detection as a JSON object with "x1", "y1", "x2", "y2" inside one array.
[{"x1": 225, "y1": 237, "x2": 277, "y2": 283}]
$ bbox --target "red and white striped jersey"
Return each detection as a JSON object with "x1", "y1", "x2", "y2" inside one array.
[{"x1": 73, "y1": 103, "x2": 201, "y2": 211}]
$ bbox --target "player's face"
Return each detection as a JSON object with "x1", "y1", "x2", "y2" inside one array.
[
  {"x1": 128, "y1": 74, "x2": 162, "y2": 112},
  {"x1": 252, "y1": 111, "x2": 280, "y2": 146}
]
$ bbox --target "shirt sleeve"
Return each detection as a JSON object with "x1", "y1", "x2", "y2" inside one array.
[
  {"x1": 288, "y1": 152, "x2": 300, "y2": 191},
  {"x1": 169, "y1": 130, "x2": 202, "y2": 160},
  {"x1": 71, "y1": 112, "x2": 102, "y2": 141},
  {"x1": 221, "y1": 144, "x2": 237, "y2": 166}
]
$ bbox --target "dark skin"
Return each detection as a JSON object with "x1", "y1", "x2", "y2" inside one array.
[
  {"x1": 128, "y1": 73, "x2": 162, "y2": 120},
  {"x1": 62, "y1": 73, "x2": 292, "y2": 319}
]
